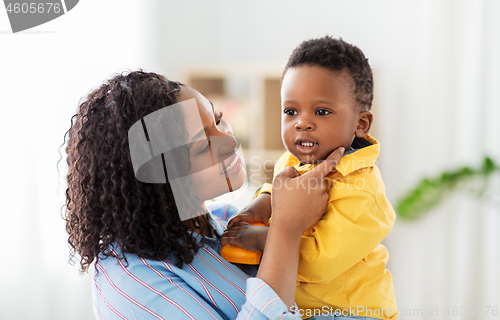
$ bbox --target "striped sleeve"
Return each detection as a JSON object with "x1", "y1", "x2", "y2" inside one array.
[{"x1": 236, "y1": 278, "x2": 301, "y2": 320}]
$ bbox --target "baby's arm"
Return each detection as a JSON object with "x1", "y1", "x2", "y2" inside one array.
[
  {"x1": 227, "y1": 189, "x2": 272, "y2": 227},
  {"x1": 228, "y1": 151, "x2": 292, "y2": 228},
  {"x1": 221, "y1": 221, "x2": 269, "y2": 252}
]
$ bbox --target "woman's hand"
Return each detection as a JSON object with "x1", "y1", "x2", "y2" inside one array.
[
  {"x1": 270, "y1": 147, "x2": 345, "y2": 236},
  {"x1": 221, "y1": 221, "x2": 269, "y2": 252},
  {"x1": 227, "y1": 193, "x2": 272, "y2": 228},
  {"x1": 257, "y1": 146, "x2": 344, "y2": 310}
]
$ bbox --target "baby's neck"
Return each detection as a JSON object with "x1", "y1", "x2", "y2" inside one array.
[{"x1": 298, "y1": 146, "x2": 353, "y2": 166}]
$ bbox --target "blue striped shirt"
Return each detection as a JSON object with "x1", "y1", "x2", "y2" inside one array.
[{"x1": 92, "y1": 212, "x2": 300, "y2": 320}]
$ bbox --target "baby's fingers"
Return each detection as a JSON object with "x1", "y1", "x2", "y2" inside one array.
[
  {"x1": 227, "y1": 213, "x2": 255, "y2": 228},
  {"x1": 221, "y1": 227, "x2": 239, "y2": 237},
  {"x1": 220, "y1": 235, "x2": 239, "y2": 247}
]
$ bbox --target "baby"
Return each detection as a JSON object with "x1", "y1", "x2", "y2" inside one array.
[{"x1": 222, "y1": 36, "x2": 398, "y2": 320}]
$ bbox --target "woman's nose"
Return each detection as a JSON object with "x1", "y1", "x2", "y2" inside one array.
[
  {"x1": 217, "y1": 118, "x2": 236, "y2": 151},
  {"x1": 208, "y1": 135, "x2": 237, "y2": 165},
  {"x1": 210, "y1": 120, "x2": 237, "y2": 158},
  {"x1": 219, "y1": 118, "x2": 233, "y2": 136},
  {"x1": 218, "y1": 135, "x2": 238, "y2": 155}
]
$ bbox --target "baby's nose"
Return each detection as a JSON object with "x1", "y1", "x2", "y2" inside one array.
[{"x1": 295, "y1": 117, "x2": 314, "y2": 130}]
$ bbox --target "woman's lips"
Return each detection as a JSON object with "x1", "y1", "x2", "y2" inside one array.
[{"x1": 220, "y1": 154, "x2": 242, "y2": 176}]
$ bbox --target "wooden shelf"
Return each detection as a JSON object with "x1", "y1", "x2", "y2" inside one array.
[{"x1": 181, "y1": 65, "x2": 287, "y2": 187}]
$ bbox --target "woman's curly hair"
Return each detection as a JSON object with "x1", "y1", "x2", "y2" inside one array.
[{"x1": 64, "y1": 70, "x2": 209, "y2": 271}]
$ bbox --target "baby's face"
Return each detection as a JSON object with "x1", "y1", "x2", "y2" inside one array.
[{"x1": 281, "y1": 65, "x2": 360, "y2": 164}]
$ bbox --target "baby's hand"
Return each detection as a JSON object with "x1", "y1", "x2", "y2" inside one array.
[
  {"x1": 227, "y1": 193, "x2": 272, "y2": 228},
  {"x1": 221, "y1": 221, "x2": 269, "y2": 253}
]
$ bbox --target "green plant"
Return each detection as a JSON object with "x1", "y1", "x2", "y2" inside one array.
[{"x1": 396, "y1": 156, "x2": 499, "y2": 220}]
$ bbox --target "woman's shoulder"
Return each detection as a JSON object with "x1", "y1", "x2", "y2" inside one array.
[
  {"x1": 95, "y1": 245, "x2": 178, "y2": 284},
  {"x1": 95, "y1": 241, "x2": 251, "y2": 284}
]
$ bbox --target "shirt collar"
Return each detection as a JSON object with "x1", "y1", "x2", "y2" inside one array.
[
  {"x1": 189, "y1": 210, "x2": 225, "y2": 241},
  {"x1": 294, "y1": 135, "x2": 380, "y2": 177}
]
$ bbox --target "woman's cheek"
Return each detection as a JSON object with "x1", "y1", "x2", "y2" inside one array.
[{"x1": 191, "y1": 165, "x2": 225, "y2": 198}]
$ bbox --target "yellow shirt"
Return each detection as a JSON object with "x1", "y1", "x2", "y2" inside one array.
[{"x1": 258, "y1": 135, "x2": 398, "y2": 319}]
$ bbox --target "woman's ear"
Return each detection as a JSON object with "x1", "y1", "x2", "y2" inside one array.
[{"x1": 355, "y1": 110, "x2": 373, "y2": 138}]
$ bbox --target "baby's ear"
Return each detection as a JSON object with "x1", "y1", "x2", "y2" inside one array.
[{"x1": 355, "y1": 110, "x2": 373, "y2": 138}]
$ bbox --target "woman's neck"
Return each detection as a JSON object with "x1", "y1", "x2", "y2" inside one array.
[{"x1": 184, "y1": 211, "x2": 214, "y2": 238}]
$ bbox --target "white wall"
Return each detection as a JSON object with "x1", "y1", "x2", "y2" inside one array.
[
  {"x1": 1, "y1": 1, "x2": 499, "y2": 319},
  {"x1": 0, "y1": 1, "x2": 152, "y2": 319},
  {"x1": 153, "y1": 2, "x2": 500, "y2": 318}
]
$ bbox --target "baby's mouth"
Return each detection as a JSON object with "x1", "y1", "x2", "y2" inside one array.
[
  {"x1": 299, "y1": 142, "x2": 317, "y2": 147},
  {"x1": 295, "y1": 141, "x2": 319, "y2": 154}
]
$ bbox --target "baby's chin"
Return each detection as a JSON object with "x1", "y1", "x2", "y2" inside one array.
[
  {"x1": 292, "y1": 154, "x2": 326, "y2": 165},
  {"x1": 299, "y1": 160, "x2": 325, "y2": 165}
]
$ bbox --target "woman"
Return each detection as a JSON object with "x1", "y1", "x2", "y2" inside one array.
[{"x1": 65, "y1": 70, "x2": 343, "y2": 319}]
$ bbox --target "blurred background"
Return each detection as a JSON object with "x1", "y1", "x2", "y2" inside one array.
[{"x1": 1, "y1": 0, "x2": 499, "y2": 319}]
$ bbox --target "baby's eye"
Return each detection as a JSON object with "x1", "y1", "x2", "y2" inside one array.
[
  {"x1": 216, "y1": 111, "x2": 223, "y2": 125},
  {"x1": 284, "y1": 109, "x2": 298, "y2": 116},
  {"x1": 316, "y1": 109, "x2": 331, "y2": 116}
]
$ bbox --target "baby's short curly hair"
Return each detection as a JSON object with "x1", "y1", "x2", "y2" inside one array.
[{"x1": 284, "y1": 36, "x2": 373, "y2": 111}]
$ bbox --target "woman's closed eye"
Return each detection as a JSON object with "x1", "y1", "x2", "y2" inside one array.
[
  {"x1": 198, "y1": 140, "x2": 211, "y2": 155},
  {"x1": 283, "y1": 109, "x2": 298, "y2": 116}
]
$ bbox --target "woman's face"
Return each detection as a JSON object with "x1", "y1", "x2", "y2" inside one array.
[{"x1": 178, "y1": 86, "x2": 246, "y2": 202}]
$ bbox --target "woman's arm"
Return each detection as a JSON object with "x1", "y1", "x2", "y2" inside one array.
[{"x1": 256, "y1": 219, "x2": 302, "y2": 309}]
